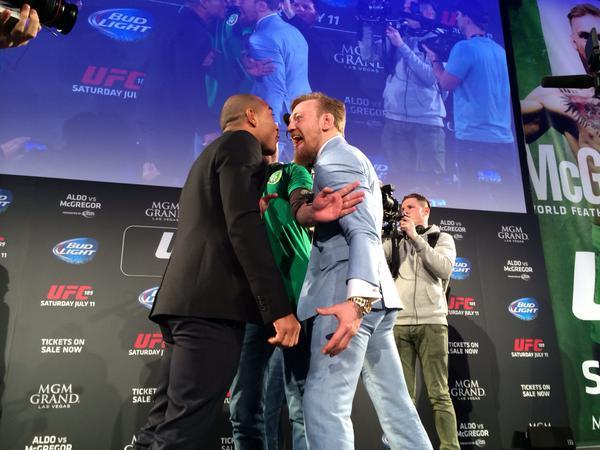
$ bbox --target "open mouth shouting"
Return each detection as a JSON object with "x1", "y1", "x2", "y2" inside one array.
[{"x1": 290, "y1": 133, "x2": 304, "y2": 147}]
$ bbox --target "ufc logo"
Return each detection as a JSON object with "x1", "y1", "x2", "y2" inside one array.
[
  {"x1": 573, "y1": 252, "x2": 600, "y2": 320},
  {"x1": 134, "y1": 333, "x2": 165, "y2": 349},
  {"x1": 514, "y1": 338, "x2": 544, "y2": 352},
  {"x1": 82, "y1": 66, "x2": 145, "y2": 90},
  {"x1": 449, "y1": 296, "x2": 475, "y2": 310},
  {"x1": 155, "y1": 232, "x2": 174, "y2": 259},
  {"x1": 47, "y1": 285, "x2": 93, "y2": 300}
]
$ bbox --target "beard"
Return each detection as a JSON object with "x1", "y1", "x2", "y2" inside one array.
[{"x1": 293, "y1": 145, "x2": 317, "y2": 168}]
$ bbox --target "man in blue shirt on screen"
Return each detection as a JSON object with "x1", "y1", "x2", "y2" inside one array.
[
  {"x1": 238, "y1": 0, "x2": 311, "y2": 161},
  {"x1": 423, "y1": 0, "x2": 517, "y2": 206}
]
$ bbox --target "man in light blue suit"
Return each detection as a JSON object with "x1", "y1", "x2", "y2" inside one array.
[
  {"x1": 239, "y1": 0, "x2": 311, "y2": 158},
  {"x1": 288, "y1": 92, "x2": 433, "y2": 450}
]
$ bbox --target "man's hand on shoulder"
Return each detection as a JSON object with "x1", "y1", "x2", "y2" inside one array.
[
  {"x1": 316, "y1": 302, "x2": 363, "y2": 356},
  {"x1": 0, "y1": 4, "x2": 41, "y2": 49},
  {"x1": 269, "y1": 313, "x2": 301, "y2": 347}
]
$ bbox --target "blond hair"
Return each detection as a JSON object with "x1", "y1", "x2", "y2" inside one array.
[{"x1": 291, "y1": 92, "x2": 346, "y2": 134}]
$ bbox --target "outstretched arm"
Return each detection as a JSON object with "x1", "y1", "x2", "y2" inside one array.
[{"x1": 295, "y1": 181, "x2": 365, "y2": 226}]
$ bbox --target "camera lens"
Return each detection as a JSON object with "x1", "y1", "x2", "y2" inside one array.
[{"x1": 52, "y1": 1, "x2": 78, "y2": 34}]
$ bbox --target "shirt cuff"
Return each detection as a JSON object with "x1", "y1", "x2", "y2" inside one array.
[{"x1": 347, "y1": 278, "x2": 381, "y2": 301}]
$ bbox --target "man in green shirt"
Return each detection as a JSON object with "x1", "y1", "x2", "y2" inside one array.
[{"x1": 262, "y1": 162, "x2": 313, "y2": 306}]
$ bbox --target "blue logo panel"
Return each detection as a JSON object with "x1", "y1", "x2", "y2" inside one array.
[
  {"x1": 0, "y1": 189, "x2": 13, "y2": 213},
  {"x1": 508, "y1": 297, "x2": 539, "y2": 321},
  {"x1": 53, "y1": 238, "x2": 99, "y2": 264},
  {"x1": 138, "y1": 286, "x2": 159, "y2": 310},
  {"x1": 88, "y1": 9, "x2": 153, "y2": 42},
  {"x1": 452, "y1": 257, "x2": 472, "y2": 280}
]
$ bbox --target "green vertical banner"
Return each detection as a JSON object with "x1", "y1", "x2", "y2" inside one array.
[{"x1": 509, "y1": 0, "x2": 600, "y2": 445}]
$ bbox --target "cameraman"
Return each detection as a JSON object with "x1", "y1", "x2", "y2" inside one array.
[
  {"x1": 0, "y1": 4, "x2": 40, "y2": 49},
  {"x1": 384, "y1": 193, "x2": 459, "y2": 450},
  {"x1": 382, "y1": 0, "x2": 446, "y2": 186},
  {"x1": 423, "y1": 1, "x2": 516, "y2": 194}
]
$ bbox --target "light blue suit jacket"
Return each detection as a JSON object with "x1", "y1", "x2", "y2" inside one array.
[
  {"x1": 297, "y1": 136, "x2": 403, "y2": 321},
  {"x1": 249, "y1": 13, "x2": 311, "y2": 124}
]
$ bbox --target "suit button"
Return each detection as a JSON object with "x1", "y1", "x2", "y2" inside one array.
[{"x1": 256, "y1": 296, "x2": 268, "y2": 312}]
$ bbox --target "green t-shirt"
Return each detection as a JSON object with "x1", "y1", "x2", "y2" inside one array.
[{"x1": 263, "y1": 163, "x2": 312, "y2": 306}]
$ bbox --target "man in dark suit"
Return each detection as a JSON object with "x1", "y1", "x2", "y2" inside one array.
[{"x1": 133, "y1": 94, "x2": 301, "y2": 450}]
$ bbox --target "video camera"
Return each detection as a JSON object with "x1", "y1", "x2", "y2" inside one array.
[
  {"x1": 356, "y1": 0, "x2": 463, "y2": 63},
  {"x1": 381, "y1": 183, "x2": 401, "y2": 236},
  {"x1": 0, "y1": 0, "x2": 78, "y2": 34},
  {"x1": 381, "y1": 183, "x2": 403, "y2": 277}
]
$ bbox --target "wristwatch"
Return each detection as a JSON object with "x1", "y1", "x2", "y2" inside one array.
[{"x1": 347, "y1": 296, "x2": 373, "y2": 317}]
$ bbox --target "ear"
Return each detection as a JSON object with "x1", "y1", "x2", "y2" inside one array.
[
  {"x1": 321, "y1": 112, "x2": 335, "y2": 131},
  {"x1": 570, "y1": 32, "x2": 578, "y2": 51},
  {"x1": 245, "y1": 108, "x2": 258, "y2": 127}
]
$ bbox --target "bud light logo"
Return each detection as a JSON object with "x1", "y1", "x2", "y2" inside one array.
[
  {"x1": 52, "y1": 238, "x2": 98, "y2": 264},
  {"x1": 508, "y1": 298, "x2": 539, "y2": 321},
  {"x1": 88, "y1": 9, "x2": 153, "y2": 42},
  {"x1": 0, "y1": 189, "x2": 13, "y2": 213},
  {"x1": 138, "y1": 287, "x2": 159, "y2": 310},
  {"x1": 452, "y1": 257, "x2": 472, "y2": 280}
]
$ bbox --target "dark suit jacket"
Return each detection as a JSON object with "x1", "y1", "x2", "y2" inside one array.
[{"x1": 150, "y1": 130, "x2": 292, "y2": 324}]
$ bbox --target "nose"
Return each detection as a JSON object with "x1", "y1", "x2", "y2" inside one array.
[{"x1": 286, "y1": 119, "x2": 295, "y2": 132}]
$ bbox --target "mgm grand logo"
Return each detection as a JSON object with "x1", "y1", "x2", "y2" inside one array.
[
  {"x1": 333, "y1": 44, "x2": 384, "y2": 73},
  {"x1": 451, "y1": 379, "x2": 486, "y2": 401}
]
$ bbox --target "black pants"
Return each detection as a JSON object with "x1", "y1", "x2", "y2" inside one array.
[{"x1": 133, "y1": 316, "x2": 245, "y2": 450}]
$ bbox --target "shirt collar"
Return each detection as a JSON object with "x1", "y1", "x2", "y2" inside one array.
[
  {"x1": 316, "y1": 134, "x2": 343, "y2": 161},
  {"x1": 256, "y1": 12, "x2": 278, "y2": 27}
]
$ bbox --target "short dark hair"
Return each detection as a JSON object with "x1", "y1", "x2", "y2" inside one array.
[
  {"x1": 291, "y1": 92, "x2": 346, "y2": 134},
  {"x1": 568, "y1": 3, "x2": 600, "y2": 23},
  {"x1": 259, "y1": 0, "x2": 282, "y2": 11},
  {"x1": 220, "y1": 94, "x2": 264, "y2": 130},
  {"x1": 402, "y1": 193, "x2": 431, "y2": 209},
  {"x1": 457, "y1": 1, "x2": 489, "y2": 30}
]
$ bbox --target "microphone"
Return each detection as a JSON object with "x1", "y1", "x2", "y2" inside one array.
[{"x1": 541, "y1": 74, "x2": 594, "y2": 89}]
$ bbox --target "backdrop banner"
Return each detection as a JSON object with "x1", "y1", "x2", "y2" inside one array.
[
  {"x1": 0, "y1": 174, "x2": 567, "y2": 449},
  {"x1": 509, "y1": 0, "x2": 600, "y2": 445}
]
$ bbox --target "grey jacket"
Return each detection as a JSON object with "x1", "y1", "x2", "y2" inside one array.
[
  {"x1": 384, "y1": 225, "x2": 455, "y2": 325},
  {"x1": 383, "y1": 34, "x2": 446, "y2": 127}
]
